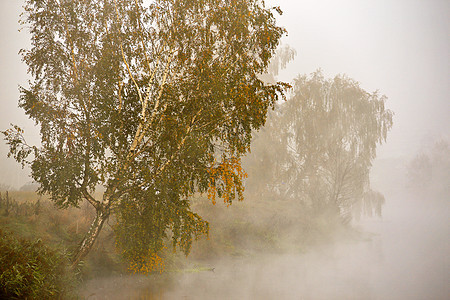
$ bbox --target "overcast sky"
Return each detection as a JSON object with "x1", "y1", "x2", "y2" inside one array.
[
  {"x1": 270, "y1": 0, "x2": 449, "y2": 157},
  {"x1": 0, "y1": 0, "x2": 449, "y2": 188}
]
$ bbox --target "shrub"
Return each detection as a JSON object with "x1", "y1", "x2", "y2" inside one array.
[{"x1": 0, "y1": 229, "x2": 77, "y2": 299}]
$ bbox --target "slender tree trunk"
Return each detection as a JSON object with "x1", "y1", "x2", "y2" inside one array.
[{"x1": 71, "y1": 205, "x2": 110, "y2": 268}]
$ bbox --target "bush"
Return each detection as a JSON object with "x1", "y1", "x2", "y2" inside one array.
[{"x1": 0, "y1": 229, "x2": 77, "y2": 299}]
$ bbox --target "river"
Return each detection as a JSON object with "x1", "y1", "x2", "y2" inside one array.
[{"x1": 81, "y1": 189, "x2": 449, "y2": 299}]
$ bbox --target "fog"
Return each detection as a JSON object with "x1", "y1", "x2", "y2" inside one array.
[
  {"x1": 78, "y1": 162, "x2": 449, "y2": 299},
  {"x1": 1, "y1": 1, "x2": 449, "y2": 299}
]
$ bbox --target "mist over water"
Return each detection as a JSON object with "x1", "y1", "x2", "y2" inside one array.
[
  {"x1": 362, "y1": 196, "x2": 449, "y2": 300},
  {"x1": 81, "y1": 163, "x2": 449, "y2": 300}
]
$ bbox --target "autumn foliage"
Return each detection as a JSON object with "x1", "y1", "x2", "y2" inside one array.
[{"x1": 207, "y1": 155, "x2": 248, "y2": 205}]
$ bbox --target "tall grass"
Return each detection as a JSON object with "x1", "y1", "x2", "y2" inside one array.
[{"x1": 0, "y1": 229, "x2": 78, "y2": 299}]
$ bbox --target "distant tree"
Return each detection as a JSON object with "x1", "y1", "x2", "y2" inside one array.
[
  {"x1": 246, "y1": 71, "x2": 393, "y2": 221},
  {"x1": 3, "y1": 0, "x2": 288, "y2": 270},
  {"x1": 258, "y1": 44, "x2": 296, "y2": 84},
  {"x1": 407, "y1": 139, "x2": 450, "y2": 198},
  {"x1": 19, "y1": 181, "x2": 39, "y2": 192},
  {"x1": 0, "y1": 183, "x2": 14, "y2": 192},
  {"x1": 243, "y1": 44, "x2": 296, "y2": 199},
  {"x1": 407, "y1": 153, "x2": 432, "y2": 188}
]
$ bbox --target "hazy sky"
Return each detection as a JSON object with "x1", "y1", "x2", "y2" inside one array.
[
  {"x1": 269, "y1": 0, "x2": 449, "y2": 157},
  {"x1": 0, "y1": 0, "x2": 449, "y2": 188}
]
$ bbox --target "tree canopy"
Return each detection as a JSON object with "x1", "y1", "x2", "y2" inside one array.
[
  {"x1": 3, "y1": 0, "x2": 288, "y2": 270},
  {"x1": 245, "y1": 70, "x2": 393, "y2": 221}
]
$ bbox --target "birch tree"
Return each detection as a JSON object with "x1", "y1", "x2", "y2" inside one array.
[{"x1": 3, "y1": 0, "x2": 288, "y2": 269}]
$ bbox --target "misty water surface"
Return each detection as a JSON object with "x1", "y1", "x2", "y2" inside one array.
[{"x1": 81, "y1": 187, "x2": 449, "y2": 300}]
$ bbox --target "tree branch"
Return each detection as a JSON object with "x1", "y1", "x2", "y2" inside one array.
[{"x1": 82, "y1": 189, "x2": 100, "y2": 209}]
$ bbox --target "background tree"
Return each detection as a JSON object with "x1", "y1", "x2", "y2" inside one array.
[
  {"x1": 3, "y1": 0, "x2": 288, "y2": 269},
  {"x1": 406, "y1": 139, "x2": 450, "y2": 200},
  {"x1": 243, "y1": 44, "x2": 296, "y2": 200},
  {"x1": 245, "y1": 70, "x2": 393, "y2": 222}
]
